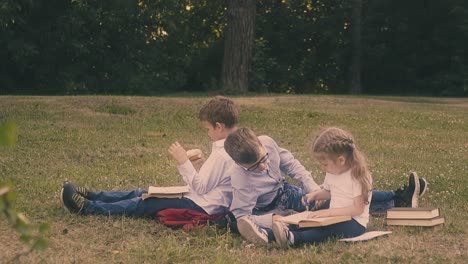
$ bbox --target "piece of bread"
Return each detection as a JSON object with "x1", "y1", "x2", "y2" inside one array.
[{"x1": 186, "y1": 149, "x2": 203, "y2": 161}]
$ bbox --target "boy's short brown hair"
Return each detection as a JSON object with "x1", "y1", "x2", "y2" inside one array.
[
  {"x1": 198, "y1": 96, "x2": 239, "y2": 128},
  {"x1": 225, "y1": 127, "x2": 263, "y2": 164}
]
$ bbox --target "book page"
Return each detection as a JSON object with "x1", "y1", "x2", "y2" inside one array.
[
  {"x1": 148, "y1": 185, "x2": 190, "y2": 194},
  {"x1": 339, "y1": 231, "x2": 392, "y2": 242},
  {"x1": 278, "y1": 212, "x2": 350, "y2": 226},
  {"x1": 277, "y1": 211, "x2": 311, "y2": 224}
]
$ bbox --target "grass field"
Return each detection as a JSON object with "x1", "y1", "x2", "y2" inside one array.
[{"x1": 1, "y1": 95, "x2": 467, "y2": 263}]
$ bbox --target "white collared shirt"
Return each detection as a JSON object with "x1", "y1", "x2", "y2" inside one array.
[{"x1": 176, "y1": 139, "x2": 233, "y2": 215}]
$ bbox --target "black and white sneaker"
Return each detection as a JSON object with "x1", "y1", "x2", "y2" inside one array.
[
  {"x1": 394, "y1": 172, "x2": 421, "y2": 208},
  {"x1": 60, "y1": 183, "x2": 87, "y2": 214},
  {"x1": 64, "y1": 180, "x2": 90, "y2": 199},
  {"x1": 237, "y1": 217, "x2": 269, "y2": 245},
  {"x1": 408, "y1": 172, "x2": 420, "y2": 208},
  {"x1": 272, "y1": 221, "x2": 294, "y2": 249}
]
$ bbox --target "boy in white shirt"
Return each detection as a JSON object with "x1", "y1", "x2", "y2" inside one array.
[{"x1": 60, "y1": 96, "x2": 237, "y2": 217}]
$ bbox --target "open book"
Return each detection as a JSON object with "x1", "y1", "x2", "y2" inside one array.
[
  {"x1": 141, "y1": 185, "x2": 190, "y2": 200},
  {"x1": 277, "y1": 211, "x2": 352, "y2": 228}
]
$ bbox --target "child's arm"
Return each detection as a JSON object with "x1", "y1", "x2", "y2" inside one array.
[
  {"x1": 168, "y1": 142, "x2": 189, "y2": 165},
  {"x1": 168, "y1": 141, "x2": 229, "y2": 195},
  {"x1": 306, "y1": 195, "x2": 366, "y2": 218},
  {"x1": 264, "y1": 136, "x2": 320, "y2": 193},
  {"x1": 230, "y1": 170, "x2": 259, "y2": 219},
  {"x1": 305, "y1": 189, "x2": 330, "y2": 203}
]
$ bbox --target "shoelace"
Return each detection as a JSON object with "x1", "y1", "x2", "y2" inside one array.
[
  {"x1": 76, "y1": 186, "x2": 89, "y2": 197},
  {"x1": 72, "y1": 193, "x2": 86, "y2": 210}
]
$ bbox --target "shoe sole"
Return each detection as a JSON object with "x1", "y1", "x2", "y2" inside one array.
[
  {"x1": 409, "y1": 172, "x2": 420, "y2": 208},
  {"x1": 237, "y1": 219, "x2": 269, "y2": 245},
  {"x1": 272, "y1": 222, "x2": 289, "y2": 249},
  {"x1": 419, "y1": 178, "x2": 428, "y2": 197},
  {"x1": 60, "y1": 187, "x2": 71, "y2": 213}
]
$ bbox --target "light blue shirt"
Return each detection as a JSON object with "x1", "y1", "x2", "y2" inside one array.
[{"x1": 230, "y1": 135, "x2": 321, "y2": 219}]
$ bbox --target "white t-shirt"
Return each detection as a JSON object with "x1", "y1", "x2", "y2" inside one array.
[{"x1": 322, "y1": 169, "x2": 372, "y2": 227}]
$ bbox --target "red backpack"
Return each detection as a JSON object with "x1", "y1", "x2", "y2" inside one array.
[{"x1": 155, "y1": 208, "x2": 226, "y2": 231}]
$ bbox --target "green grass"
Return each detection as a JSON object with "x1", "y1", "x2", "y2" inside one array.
[{"x1": 0, "y1": 95, "x2": 467, "y2": 263}]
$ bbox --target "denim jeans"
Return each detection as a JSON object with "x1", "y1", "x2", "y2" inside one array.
[
  {"x1": 254, "y1": 185, "x2": 395, "y2": 215},
  {"x1": 310, "y1": 190, "x2": 395, "y2": 213},
  {"x1": 291, "y1": 219, "x2": 366, "y2": 245},
  {"x1": 369, "y1": 190, "x2": 395, "y2": 212},
  {"x1": 253, "y1": 183, "x2": 307, "y2": 215},
  {"x1": 84, "y1": 189, "x2": 206, "y2": 217}
]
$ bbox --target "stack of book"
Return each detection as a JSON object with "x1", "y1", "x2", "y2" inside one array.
[{"x1": 386, "y1": 207, "x2": 445, "y2": 227}]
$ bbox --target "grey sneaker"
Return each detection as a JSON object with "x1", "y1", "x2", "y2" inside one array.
[
  {"x1": 64, "y1": 180, "x2": 90, "y2": 199},
  {"x1": 237, "y1": 217, "x2": 269, "y2": 245},
  {"x1": 272, "y1": 221, "x2": 293, "y2": 249},
  {"x1": 60, "y1": 183, "x2": 87, "y2": 214}
]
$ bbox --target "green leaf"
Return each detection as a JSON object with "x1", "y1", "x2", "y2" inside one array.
[
  {"x1": 15, "y1": 213, "x2": 31, "y2": 233},
  {"x1": 33, "y1": 238, "x2": 49, "y2": 250},
  {"x1": 20, "y1": 234, "x2": 31, "y2": 243},
  {"x1": 39, "y1": 223, "x2": 50, "y2": 234}
]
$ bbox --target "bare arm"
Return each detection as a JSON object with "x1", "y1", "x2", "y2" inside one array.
[
  {"x1": 306, "y1": 195, "x2": 366, "y2": 218},
  {"x1": 305, "y1": 188, "x2": 330, "y2": 203}
]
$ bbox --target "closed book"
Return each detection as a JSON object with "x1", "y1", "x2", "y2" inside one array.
[
  {"x1": 386, "y1": 207, "x2": 439, "y2": 219},
  {"x1": 278, "y1": 212, "x2": 352, "y2": 228},
  {"x1": 141, "y1": 185, "x2": 190, "y2": 200},
  {"x1": 386, "y1": 216, "x2": 445, "y2": 227}
]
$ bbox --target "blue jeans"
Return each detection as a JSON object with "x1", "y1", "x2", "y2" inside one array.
[
  {"x1": 291, "y1": 219, "x2": 366, "y2": 245},
  {"x1": 253, "y1": 183, "x2": 307, "y2": 215},
  {"x1": 84, "y1": 189, "x2": 206, "y2": 217},
  {"x1": 253, "y1": 186, "x2": 394, "y2": 214},
  {"x1": 369, "y1": 190, "x2": 395, "y2": 212},
  {"x1": 311, "y1": 191, "x2": 395, "y2": 213}
]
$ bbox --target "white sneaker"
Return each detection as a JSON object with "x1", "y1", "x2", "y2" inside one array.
[
  {"x1": 272, "y1": 221, "x2": 293, "y2": 249},
  {"x1": 237, "y1": 217, "x2": 269, "y2": 245}
]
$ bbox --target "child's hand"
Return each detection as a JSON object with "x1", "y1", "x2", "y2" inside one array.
[
  {"x1": 168, "y1": 142, "x2": 189, "y2": 165},
  {"x1": 306, "y1": 210, "x2": 330, "y2": 219},
  {"x1": 303, "y1": 192, "x2": 317, "y2": 205}
]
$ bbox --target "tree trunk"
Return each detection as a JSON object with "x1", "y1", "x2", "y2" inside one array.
[
  {"x1": 221, "y1": 0, "x2": 256, "y2": 93},
  {"x1": 349, "y1": 0, "x2": 362, "y2": 94}
]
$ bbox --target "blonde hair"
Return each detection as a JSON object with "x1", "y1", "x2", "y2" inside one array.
[
  {"x1": 311, "y1": 127, "x2": 372, "y2": 204},
  {"x1": 224, "y1": 127, "x2": 263, "y2": 164}
]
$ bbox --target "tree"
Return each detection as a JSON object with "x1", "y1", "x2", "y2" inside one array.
[
  {"x1": 349, "y1": 0, "x2": 362, "y2": 94},
  {"x1": 221, "y1": 0, "x2": 256, "y2": 93}
]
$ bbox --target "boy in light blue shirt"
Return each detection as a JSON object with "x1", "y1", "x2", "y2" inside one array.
[{"x1": 225, "y1": 127, "x2": 322, "y2": 244}]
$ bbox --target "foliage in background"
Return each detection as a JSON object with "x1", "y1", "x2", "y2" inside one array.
[
  {"x1": 1, "y1": 0, "x2": 467, "y2": 96},
  {"x1": 0, "y1": 122, "x2": 50, "y2": 262}
]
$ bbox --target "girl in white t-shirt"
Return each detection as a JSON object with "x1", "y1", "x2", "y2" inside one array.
[{"x1": 272, "y1": 127, "x2": 373, "y2": 248}]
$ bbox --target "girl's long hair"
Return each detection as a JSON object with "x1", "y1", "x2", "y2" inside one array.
[{"x1": 311, "y1": 127, "x2": 372, "y2": 204}]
